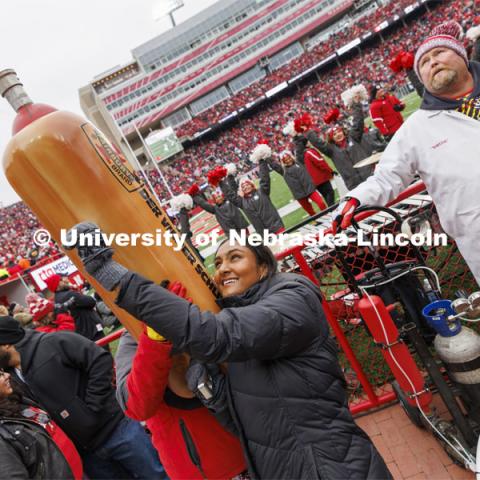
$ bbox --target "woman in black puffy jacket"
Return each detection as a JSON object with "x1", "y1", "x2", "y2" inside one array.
[{"x1": 69, "y1": 222, "x2": 392, "y2": 480}]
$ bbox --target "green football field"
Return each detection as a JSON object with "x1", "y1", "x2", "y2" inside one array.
[{"x1": 197, "y1": 92, "x2": 422, "y2": 272}]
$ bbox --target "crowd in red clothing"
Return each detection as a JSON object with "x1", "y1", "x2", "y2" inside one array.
[
  {"x1": 0, "y1": 0, "x2": 478, "y2": 262},
  {"x1": 175, "y1": 0, "x2": 463, "y2": 139},
  {"x1": 0, "y1": 202, "x2": 62, "y2": 281}
]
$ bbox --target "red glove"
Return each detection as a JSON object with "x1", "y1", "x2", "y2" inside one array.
[
  {"x1": 168, "y1": 280, "x2": 192, "y2": 303},
  {"x1": 327, "y1": 197, "x2": 360, "y2": 235}
]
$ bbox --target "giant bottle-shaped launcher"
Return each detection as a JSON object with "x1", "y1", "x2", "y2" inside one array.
[{"x1": 1, "y1": 69, "x2": 219, "y2": 339}]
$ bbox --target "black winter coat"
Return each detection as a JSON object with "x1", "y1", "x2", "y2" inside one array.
[
  {"x1": 193, "y1": 193, "x2": 249, "y2": 235},
  {"x1": 96, "y1": 300, "x2": 118, "y2": 328},
  {"x1": 0, "y1": 417, "x2": 74, "y2": 479},
  {"x1": 9, "y1": 330, "x2": 123, "y2": 451},
  {"x1": 406, "y1": 69, "x2": 424, "y2": 98},
  {"x1": 268, "y1": 159, "x2": 315, "y2": 199},
  {"x1": 177, "y1": 207, "x2": 204, "y2": 261},
  {"x1": 306, "y1": 103, "x2": 385, "y2": 190},
  {"x1": 178, "y1": 207, "x2": 193, "y2": 240},
  {"x1": 115, "y1": 271, "x2": 391, "y2": 479},
  {"x1": 224, "y1": 162, "x2": 284, "y2": 234},
  {"x1": 55, "y1": 289, "x2": 104, "y2": 342}
]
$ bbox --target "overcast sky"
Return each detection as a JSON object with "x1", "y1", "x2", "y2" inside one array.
[{"x1": 0, "y1": 0, "x2": 218, "y2": 207}]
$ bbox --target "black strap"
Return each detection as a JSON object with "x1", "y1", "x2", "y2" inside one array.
[
  {"x1": 445, "y1": 356, "x2": 480, "y2": 373},
  {"x1": 0, "y1": 421, "x2": 15, "y2": 442}
]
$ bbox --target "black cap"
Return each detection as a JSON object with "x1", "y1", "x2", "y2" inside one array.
[
  {"x1": 0, "y1": 316, "x2": 25, "y2": 345},
  {"x1": 370, "y1": 84, "x2": 380, "y2": 102},
  {"x1": 8, "y1": 303, "x2": 17, "y2": 316}
]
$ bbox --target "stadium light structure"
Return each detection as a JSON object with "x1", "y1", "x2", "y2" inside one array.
[
  {"x1": 133, "y1": 124, "x2": 174, "y2": 198},
  {"x1": 152, "y1": 0, "x2": 184, "y2": 27}
]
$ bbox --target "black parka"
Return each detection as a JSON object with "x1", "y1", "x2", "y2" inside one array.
[
  {"x1": 223, "y1": 162, "x2": 284, "y2": 234},
  {"x1": 193, "y1": 193, "x2": 249, "y2": 235},
  {"x1": 8, "y1": 330, "x2": 123, "y2": 451},
  {"x1": 306, "y1": 103, "x2": 385, "y2": 190},
  {"x1": 55, "y1": 289, "x2": 104, "y2": 342},
  {"x1": 115, "y1": 271, "x2": 391, "y2": 479},
  {"x1": 0, "y1": 416, "x2": 74, "y2": 479},
  {"x1": 268, "y1": 158, "x2": 315, "y2": 200}
]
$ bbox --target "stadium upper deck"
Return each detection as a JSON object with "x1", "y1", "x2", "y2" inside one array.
[{"x1": 79, "y1": 0, "x2": 355, "y2": 139}]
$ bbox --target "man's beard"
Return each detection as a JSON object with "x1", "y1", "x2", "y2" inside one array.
[
  {"x1": 0, "y1": 349, "x2": 12, "y2": 369},
  {"x1": 430, "y1": 69, "x2": 458, "y2": 93}
]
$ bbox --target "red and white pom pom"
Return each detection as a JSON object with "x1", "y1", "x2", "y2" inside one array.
[
  {"x1": 207, "y1": 166, "x2": 228, "y2": 186},
  {"x1": 293, "y1": 113, "x2": 314, "y2": 133},
  {"x1": 467, "y1": 25, "x2": 480, "y2": 42},
  {"x1": 390, "y1": 51, "x2": 415, "y2": 72},
  {"x1": 226, "y1": 163, "x2": 237, "y2": 175},
  {"x1": 283, "y1": 120, "x2": 297, "y2": 136},
  {"x1": 250, "y1": 143, "x2": 272, "y2": 163},
  {"x1": 389, "y1": 52, "x2": 404, "y2": 73},
  {"x1": 323, "y1": 107, "x2": 341, "y2": 124},
  {"x1": 187, "y1": 184, "x2": 200, "y2": 197},
  {"x1": 171, "y1": 193, "x2": 193, "y2": 212},
  {"x1": 400, "y1": 51, "x2": 414, "y2": 70},
  {"x1": 341, "y1": 84, "x2": 368, "y2": 107}
]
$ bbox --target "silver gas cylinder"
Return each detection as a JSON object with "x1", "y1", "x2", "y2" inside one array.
[{"x1": 434, "y1": 326, "x2": 480, "y2": 385}]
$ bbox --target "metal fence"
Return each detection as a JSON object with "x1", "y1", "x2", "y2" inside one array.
[
  {"x1": 98, "y1": 181, "x2": 478, "y2": 416},
  {"x1": 274, "y1": 181, "x2": 478, "y2": 414}
]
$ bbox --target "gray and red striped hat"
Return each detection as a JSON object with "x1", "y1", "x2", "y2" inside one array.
[{"x1": 414, "y1": 21, "x2": 468, "y2": 80}]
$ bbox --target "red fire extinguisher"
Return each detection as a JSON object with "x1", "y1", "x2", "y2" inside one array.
[{"x1": 358, "y1": 294, "x2": 432, "y2": 410}]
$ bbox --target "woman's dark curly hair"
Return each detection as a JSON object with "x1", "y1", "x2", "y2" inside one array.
[{"x1": 0, "y1": 377, "x2": 23, "y2": 418}]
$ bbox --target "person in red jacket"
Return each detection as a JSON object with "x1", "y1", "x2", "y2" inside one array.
[
  {"x1": 369, "y1": 85, "x2": 405, "y2": 140},
  {"x1": 25, "y1": 293, "x2": 75, "y2": 333},
  {"x1": 296, "y1": 140, "x2": 335, "y2": 206},
  {"x1": 115, "y1": 284, "x2": 247, "y2": 480}
]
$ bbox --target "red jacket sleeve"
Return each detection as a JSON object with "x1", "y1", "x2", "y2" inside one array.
[
  {"x1": 35, "y1": 313, "x2": 76, "y2": 333},
  {"x1": 305, "y1": 149, "x2": 333, "y2": 174},
  {"x1": 369, "y1": 101, "x2": 388, "y2": 135},
  {"x1": 55, "y1": 313, "x2": 76, "y2": 331},
  {"x1": 124, "y1": 334, "x2": 173, "y2": 421},
  {"x1": 390, "y1": 95, "x2": 405, "y2": 110}
]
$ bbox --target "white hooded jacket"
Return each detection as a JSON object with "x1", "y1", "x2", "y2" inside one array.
[{"x1": 349, "y1": 107, "x2": 480, "y2": 285}]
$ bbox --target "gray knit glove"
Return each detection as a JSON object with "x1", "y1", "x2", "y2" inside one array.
[{"x1": 63, "y1": 221, "x2": 128, "y2": 291}]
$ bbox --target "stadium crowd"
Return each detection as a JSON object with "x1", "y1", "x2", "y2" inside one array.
[
  {"x1": 174, "y1": 0, "x2": 413, "y2": 138},
  {"x1": 0, "y1": 202, "x2": 61, "y2": 282},
  {"x1": 175, "y1": 0, "x2": 474, "y2": 138}
]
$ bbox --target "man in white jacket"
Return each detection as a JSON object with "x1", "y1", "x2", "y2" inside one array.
[{"x1": 332, "y1": 21, "x2": 480, "y2": 285}]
